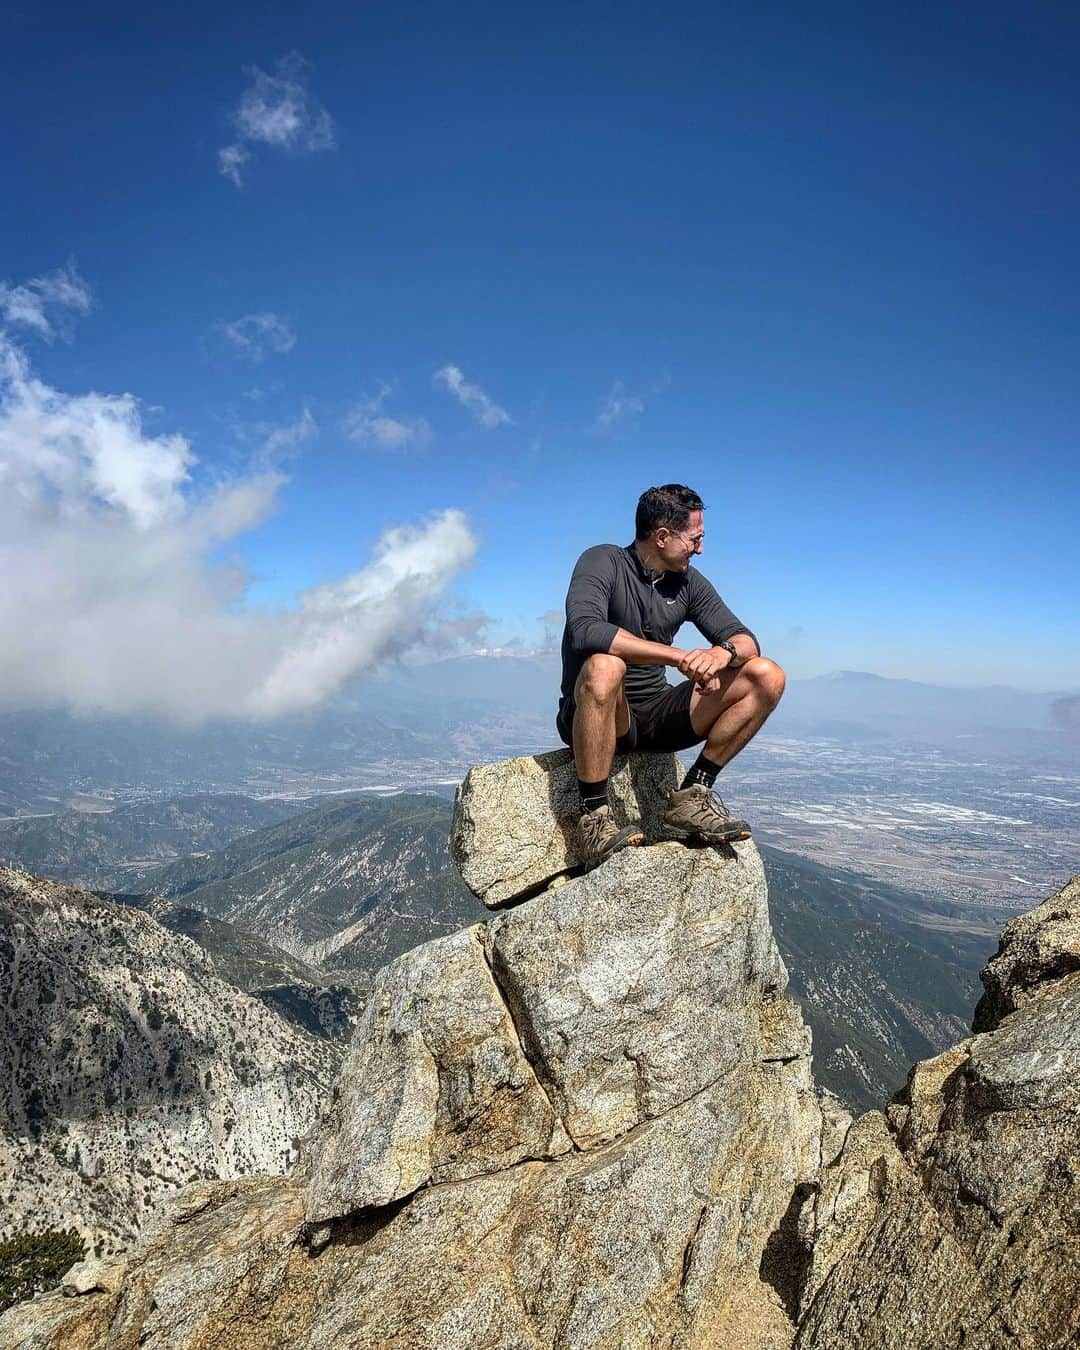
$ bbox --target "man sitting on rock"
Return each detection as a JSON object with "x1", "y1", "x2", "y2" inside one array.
[{"x1": 557, "y1": 483, "x2": 786, "y2": 865}]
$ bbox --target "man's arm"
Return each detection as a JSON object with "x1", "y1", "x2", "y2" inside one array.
[
  {"x1": 679, "y1": 571, "x2": 760, "y2": 682},
  {"x1": 607, "y1": 621, "x2": 761, "y2": 685},
  {"x1": 727, "y1": 632, "x2": 760, "y2": 664},
  {"x1": 608, "y1": 628, "x2": 692, "y2": 668},
  {"x1": 608, "y1": 629, "x2": 751, "y2": 688},
  {"x1": 678, "y1": 631, "x2": 760, "y2": 684},
  {"x1": 678, "y1": 630, "x2": 758, "y2": 683},
  {"x1": 564, "y1": 547, "x2": 621, "y2": 657}
]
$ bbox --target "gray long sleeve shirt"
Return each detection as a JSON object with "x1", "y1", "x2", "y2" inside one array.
[{"x1": 559, "y1": 543, "x2": 758, "y2": 710}]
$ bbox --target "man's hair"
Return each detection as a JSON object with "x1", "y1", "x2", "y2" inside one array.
[{"x1": 635, "y1": 484, "x2": 705, "y2": 540}]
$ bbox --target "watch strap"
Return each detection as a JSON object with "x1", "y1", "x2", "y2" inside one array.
[{"x1": 719, "y1": 640, "x2": 739, "y2": 665}]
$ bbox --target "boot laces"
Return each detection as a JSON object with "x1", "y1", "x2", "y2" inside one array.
[
  {"x1": 581, "y1": 805, "x2": 616, "y2": 848},
  {"x1": 691, "y1": 785, "x2": 732, "y2": 823}
]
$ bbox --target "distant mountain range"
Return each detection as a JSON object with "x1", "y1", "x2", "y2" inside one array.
[
  {"x1": 778, "y1": 669, "x2": 1079, "y2": 744},
  {"x1": 0, "y1": 794, "x2": 300, "y2": 890}
]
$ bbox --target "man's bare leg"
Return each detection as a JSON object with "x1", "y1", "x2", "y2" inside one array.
[
  {"x1": 663, "y1": 657, "x2": 786, "y2": 843},
  {"x1": 571, "y1": 653, "x2": 633, "y2": 782},
  {"x1": 570, "y1": 653, "x2": 643, "y2": 862},
  {"x1": 688, "y1": 657, "x2": 787, "y2": 769}
]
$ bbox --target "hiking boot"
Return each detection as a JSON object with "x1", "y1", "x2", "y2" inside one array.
[
  {"x1": 576, "y1": 804, "x2": 645, "y2": 868},
  {"x1": 661, "y1": 784, "x2": 752, "y2": 844}
]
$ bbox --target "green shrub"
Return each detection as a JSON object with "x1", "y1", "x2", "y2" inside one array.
[{"x1": 0, "y1": 1228, "x2": 85, "y2": 1312}]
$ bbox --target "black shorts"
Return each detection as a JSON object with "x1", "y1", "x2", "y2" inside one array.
[{"x1": 556, "y1": 679, "x2": 701, "y2": 755}]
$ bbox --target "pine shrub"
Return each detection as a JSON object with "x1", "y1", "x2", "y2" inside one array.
[{"x1": 0, "y1": 1228, "x2": 85, "y2": 1312}]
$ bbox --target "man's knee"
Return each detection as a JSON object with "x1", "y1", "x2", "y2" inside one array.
[
  {"x1": 742, "y1": 656, "x2": 786, "y2": 708},
  {"x1": 576, "y1": 653, "x2": 627, "y2": 703}
]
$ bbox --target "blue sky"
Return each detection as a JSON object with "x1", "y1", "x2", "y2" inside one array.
[{"x1": 2, "y1": 1, "x2": 1078, "y2": 717}]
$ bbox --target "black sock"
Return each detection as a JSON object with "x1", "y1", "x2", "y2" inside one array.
[
  {"x1": 681, "y1": 753, "x2": 720, "y2": 791},
  {"x1": 578, "y1": 778, "x2": 609, "y2": 813}
]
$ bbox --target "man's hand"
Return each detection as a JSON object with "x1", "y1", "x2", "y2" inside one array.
[
  {"x1": 677, "y1": 646, "x2": 733, "y2": 686},
  {"x1": 693, "y1": 671, "x2": 727, "y2": 695}
]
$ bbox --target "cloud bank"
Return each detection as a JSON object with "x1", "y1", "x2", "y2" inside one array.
[
  {"x1": 219, "y1": 53, "x2": 335, "y2": 186},
  {"x1": 0, "y1": 294, "x2": 476, "y2": 722},
  {"x1": 434, "y1": 364, "x2": 512, "y2": 428}
]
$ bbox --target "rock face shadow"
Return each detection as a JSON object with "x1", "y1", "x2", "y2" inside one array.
[{"x1": 759, "y1": 1181, "x2": 815, "y2": 1320}]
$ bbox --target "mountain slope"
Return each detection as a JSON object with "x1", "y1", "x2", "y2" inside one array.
[
  {"x1": 768, "y1": 890, "x2": 977, "y2": 1111},
  {"x1": 762, "y1": 847, "x2": 981, "y2": 1110},
  {"x1": 0, "y1": 794, "x2": 301, "y2": 890},
  {"x1": 761, "y1": 844, "x2": 997, "y2": 971},
  {"x1": 110, "y1": 894, "x2": 360, "y2": 1040},
  {"x1": 139, "y1": 794, "x2": 487, "y2": 984},
  {"x1": 0, "y1": 866, "x2": 341, "y2": 1255}
]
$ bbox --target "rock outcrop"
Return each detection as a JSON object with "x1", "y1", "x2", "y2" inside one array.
[
  {"x1": 972, "y1": 873, "x2": 1080, "y2": 1031},
  {"x1": 450, "y1": 747, "x2": 677, "y2": 906},
  {"x1": 295, "y1": 757, "x2": 822, "y2": 1344},
  {"x1": 794, "y1": 872, "x2": 1080, "y2": 1348},
  {"x1": 306, "y1": 924, "x2": 572, "y2": 1219},
  {"x1": 1, "y1": 754, "x2": 1077, "y2": 1349}
]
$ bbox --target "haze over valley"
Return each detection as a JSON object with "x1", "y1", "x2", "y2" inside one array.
[{"x1": 3, "y1": 659, "x2": 1073, "y2": 915}]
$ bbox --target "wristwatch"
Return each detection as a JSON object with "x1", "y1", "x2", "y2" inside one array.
[{"x1": 718, "y1": 640, "x2": 740, "y2": 666}]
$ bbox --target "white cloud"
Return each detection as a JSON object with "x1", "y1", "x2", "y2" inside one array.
[
  {"x1": 0, "y1": 331, "x2": 476, "y2": 723},
  {"x1": 433, "y1": 364, "x2": 512, "y2": 429},
  {"x1": 218, "y1": 143, "x2": 250, "y2": 187},
  {"x1": 259, "y1": 407, "x2": 317, "y2": 460},
  {"x1": 219, "y1": 53, "x2": 335, "y2": 186},
  {"x1": 595, "y1": 380, "x2": 646, "y2": 431},
  {"x1": 0, "y1": 261, "x2": 91, "y2": 341},
  {"x1": 219, "y1": 312, "x2": 297, "y2": 359},
  {"x1": 342, "y1": 384, "x2": 431, "y2": 451},
  {"x1": 250, "y1": 511, "x2": 476, "y2": 716},
  {"x1": 0, "y1": 338, "x2": 193, "y2": 530}
]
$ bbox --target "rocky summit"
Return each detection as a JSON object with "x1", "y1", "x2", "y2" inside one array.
[{"x1": 1, "y1": 753, "x2": 1077, "y2": 1349}]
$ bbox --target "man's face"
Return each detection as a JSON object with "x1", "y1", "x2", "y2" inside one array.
[{"x1": 658, "y1": 509, "x2": 704, "y2": 573}]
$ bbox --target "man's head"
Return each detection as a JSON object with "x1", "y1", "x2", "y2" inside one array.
[{"x1": 635, "y1": 484, "x2": 705, "y2": 574}]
